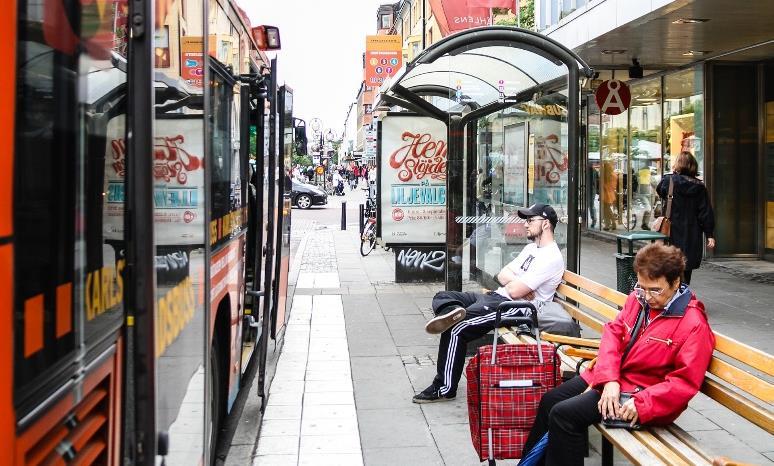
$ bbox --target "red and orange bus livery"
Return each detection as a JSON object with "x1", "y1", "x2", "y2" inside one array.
[{"x1": 1, "y1": 0, "x2": 302, "y2": 464}]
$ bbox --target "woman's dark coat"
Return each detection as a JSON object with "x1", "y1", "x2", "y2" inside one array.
[{"x1": 656, "y1": 173, "x2": 715, "y2": 270}]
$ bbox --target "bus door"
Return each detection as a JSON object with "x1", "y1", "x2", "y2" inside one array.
[
  {"x1": 123, "y1": 2, "x2": 208, "y2": 463},
  {"x1": 271, "y1": 85, "x2": 294, "y2": 338}
]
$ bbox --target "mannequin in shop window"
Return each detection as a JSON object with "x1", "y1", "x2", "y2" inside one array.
[{"x1": 601, "y1": 159, "x2": 617, "y2": 230}]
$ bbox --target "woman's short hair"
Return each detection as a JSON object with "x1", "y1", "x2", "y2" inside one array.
[
  {"x1": 634, "y1": 243, "x2": 686, "y2": 285},
  {"x1": 673, "y1": 151, "x2": 698, "y2": 177}
]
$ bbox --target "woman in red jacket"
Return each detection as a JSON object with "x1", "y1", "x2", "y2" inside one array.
[{"x1": 521, "y1": 243, "x2": 715, "y2": 465}]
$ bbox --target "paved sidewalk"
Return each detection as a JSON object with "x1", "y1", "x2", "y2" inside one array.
[{"x1": 249, "y1": 189, "x2": 773, "y2": 465}]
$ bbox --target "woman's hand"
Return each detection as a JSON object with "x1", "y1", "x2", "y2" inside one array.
[
  {"x1": 707, "y1": 238, "x2": 716, "y2": 249},
  {"x1": 619, "y1": 397, "x2": 639, "y2": 427},
  {"x1": 598, "y1": 381, "x2": 621, "y2": 420}
]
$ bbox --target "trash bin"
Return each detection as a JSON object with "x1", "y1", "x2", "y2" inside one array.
[{"x1": 614, "y1": 231, "x2": 669, "y2": 294}]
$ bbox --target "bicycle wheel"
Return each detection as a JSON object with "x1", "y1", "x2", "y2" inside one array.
[{"x1": 360, "y1": 225, "x2": 376, "y2": 256}]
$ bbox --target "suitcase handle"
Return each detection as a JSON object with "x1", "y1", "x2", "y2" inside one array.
[{"x1": 492, "y1": 301, "x2": 542, "y2": 364}]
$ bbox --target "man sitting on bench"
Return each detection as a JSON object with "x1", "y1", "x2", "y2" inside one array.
[{"x1": 413, "y1": 204, "x2": 565, "y2": 403}]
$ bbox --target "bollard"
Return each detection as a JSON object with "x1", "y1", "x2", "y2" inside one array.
[
  {"x1": 341, "y1": 201, "x2": 347, "y2": 230},
  {"x1": 359, "y1": 204, "x2": 365, "y2": 234}
]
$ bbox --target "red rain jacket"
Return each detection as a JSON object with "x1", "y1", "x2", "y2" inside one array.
[{"x1": 581, "y1": 287, "x2": 715, "y2": 425}]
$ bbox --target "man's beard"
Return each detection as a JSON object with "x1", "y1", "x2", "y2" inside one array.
[{"x1": 527, "y1": 230, "x2": 540, "y2": 241}]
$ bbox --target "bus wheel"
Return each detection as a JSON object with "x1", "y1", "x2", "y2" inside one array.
[
  {"x1": 208, "y1": 339, "x2": 223, "y2": 465},
  {"x1": 296, "y1": 194, "x2": 312, "y2": 209}
]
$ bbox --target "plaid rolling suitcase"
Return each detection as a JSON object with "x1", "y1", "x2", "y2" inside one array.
[{"x1": 466, "y1": 301, "x2": 560, "y2": 465}]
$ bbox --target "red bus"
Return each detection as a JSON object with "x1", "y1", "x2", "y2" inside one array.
[{"x1": 0, "y1": 0, "x2": 302, "y2": 463}]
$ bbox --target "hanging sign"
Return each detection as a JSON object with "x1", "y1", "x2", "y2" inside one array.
[
  {"x1": 379, "y1": 115, "x2": 447, "y2": 244},
  {"x1": 365, "y1": 35, "x2": 402, "y2": 87},
  {"x1": 594, "y1": 79, "x2": 631, "y2": 115}
]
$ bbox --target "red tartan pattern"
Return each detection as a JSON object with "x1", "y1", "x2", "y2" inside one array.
[{"x1": 466, "y1": 343, "x2": 560, "y2": 461}]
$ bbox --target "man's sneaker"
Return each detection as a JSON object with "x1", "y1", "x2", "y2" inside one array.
[
  {"x1": 425, "y1": 306, "x2": 466, "y2": 334},
  {"x1": 412, "y1": 385, "x2": 455, "y2": 404}
]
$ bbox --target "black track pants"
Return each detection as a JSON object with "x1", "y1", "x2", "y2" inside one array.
[{"x1": 430, "y1": 290, "x2": 528, "y2": 396}]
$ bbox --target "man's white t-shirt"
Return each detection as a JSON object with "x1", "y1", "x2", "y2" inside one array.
[{"x1": 494, "y1": 241, "x2": 565, "y2": 303}]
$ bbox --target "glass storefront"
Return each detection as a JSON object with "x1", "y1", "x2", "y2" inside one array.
[{"x1": 586, "y1": 66, "x2": 703, "y2": 234}]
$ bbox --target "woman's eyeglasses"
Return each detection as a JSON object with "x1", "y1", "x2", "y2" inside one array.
[{"x1": 633, "y1": 285, "x2": 665, "y2": 298}]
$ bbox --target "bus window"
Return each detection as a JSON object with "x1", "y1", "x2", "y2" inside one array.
[{"x1": 13, "y1": 0, "x2": 127, "y2": 417}]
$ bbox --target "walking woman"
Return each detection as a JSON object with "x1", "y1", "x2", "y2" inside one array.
[
  {"x1": 656, "y1": 151, "x2": 716, "y2": 284},
  {"x1": 520, "y1": 243, "x2": 715, "y2": 466}
]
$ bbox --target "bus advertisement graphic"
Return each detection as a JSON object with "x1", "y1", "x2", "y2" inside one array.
[{"x1": 103, "y1": 116, "x2": 206, "y2": 245}]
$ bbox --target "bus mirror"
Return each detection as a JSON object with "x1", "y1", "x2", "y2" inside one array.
[{"x1": 295, "y1": 126, "x2": 308, "y2": 156}]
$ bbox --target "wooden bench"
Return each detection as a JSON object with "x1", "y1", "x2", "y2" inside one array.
[{"x1": 498, "y1": 270, "x2": 774, "y2": 466}]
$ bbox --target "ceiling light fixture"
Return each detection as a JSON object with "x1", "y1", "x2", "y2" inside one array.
[
  {"x1": 672, "y1": 18, "x2": 710, "y2": 24},
  {"x1": 601, "y1": 49, "x2": 626, "y2": 55}
]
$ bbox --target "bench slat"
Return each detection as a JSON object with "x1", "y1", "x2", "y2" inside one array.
[
  {"x1": 555, "y1": 299, "x2": 606, "y2": 333},
  {"x1": 650, "y1": 426, "x2": 712, "y2": 466},
  {"x1": 595, "y1": 425, "x2": 667, "y2": 465},
  {"x1": 707, "y1": 358, "x2": 774, "y2": 403},
  {"x1": 631, "y1": 430, "x2": 691, "y2": 466},
  {"x1": 713, "y1": 333, "x2": 774, "y2": 377},
  {"x1": 563, "y1": 270, "x2": 628, "y2": 306},
  {"x1": 701, "y1": 378, "x2": 774, "y2": 435},
  {"x1": 557, "y1": 284, "x2": 619, "y2": 321}
]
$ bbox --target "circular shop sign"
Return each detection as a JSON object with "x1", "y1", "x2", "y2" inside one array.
[{"x1": 594, "y1": 79, "x2": 631, "y2": 116}]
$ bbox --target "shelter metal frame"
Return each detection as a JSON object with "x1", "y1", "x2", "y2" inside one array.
[{"x1": 378, "y1": 26, "x2": 594, "y2": 291}]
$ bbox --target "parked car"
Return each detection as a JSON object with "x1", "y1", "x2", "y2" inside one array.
[{"x1": 291, "y1": 180, "x2": 327, "y2": 209}]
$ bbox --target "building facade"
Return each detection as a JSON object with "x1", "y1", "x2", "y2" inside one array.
[{"x1": 534, "y1": 0, "x2": 774, "y2": 261}]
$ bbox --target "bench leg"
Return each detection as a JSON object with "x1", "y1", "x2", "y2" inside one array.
[{"x1": 602, "y1": 436, "x2": 614, "y2": 466}]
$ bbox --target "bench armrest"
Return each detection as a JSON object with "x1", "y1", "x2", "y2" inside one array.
[{"x1": 541, "y1": 332, "x2": 601, "y2": 349}]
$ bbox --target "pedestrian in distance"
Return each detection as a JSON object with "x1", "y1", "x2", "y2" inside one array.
[
  {"x1": 520, "y1": 243, "x2": 715, "y2": 466},
  {"x1": 655, "y1": 151, "x2": 715, "y2": 284},
  {"x1": 413, "y1": 204, "x2": 567, "y2": 403},
  {"x1": 332, "y1": 170, "x2": 345, "y2": 196}
]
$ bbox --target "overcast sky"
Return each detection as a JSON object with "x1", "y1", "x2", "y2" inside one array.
[{"x1": 243, "y1": 1, "x2": 388, "y2": 138}]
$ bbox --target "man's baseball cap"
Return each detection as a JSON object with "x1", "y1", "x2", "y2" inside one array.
[{"x1": 518, "y1": 203, "x2": 558, "y2": 227}]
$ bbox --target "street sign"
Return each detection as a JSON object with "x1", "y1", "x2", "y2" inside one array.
[
  {"x1": 315, "y1": 166, "x2": 324, "y2": 175},
  {"x1": 594, "y1": 79, "x2": 631, "y2": 115}
]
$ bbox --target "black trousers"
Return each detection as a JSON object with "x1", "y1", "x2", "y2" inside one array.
[
  {"x1": 684, "y1": 268, "x2": 693, "y2": 285},
  {"x1": 430, "y1": 290, "x2": 527, "y2": 396},
  {"x1": 521, "y1": 375, "x2": 602, "y2": 466}
]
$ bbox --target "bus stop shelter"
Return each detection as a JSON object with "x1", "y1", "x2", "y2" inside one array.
[{"x1": 378, "y1": 26, "x2": 593, "y2": 291}]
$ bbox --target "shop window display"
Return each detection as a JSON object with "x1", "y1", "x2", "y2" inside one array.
[
  {"x1": 664, "y1": 67, "x2": 704, "y2": 175},
  {"x1": 628, "y1": 78, "x2": 662, "y2": 231}
]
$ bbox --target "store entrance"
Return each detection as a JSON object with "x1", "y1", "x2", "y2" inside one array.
[{"x1": 710, "y1": 63, "x2": 760, "y2": 257}]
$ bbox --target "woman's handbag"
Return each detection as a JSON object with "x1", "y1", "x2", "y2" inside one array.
[{"x1": 650, "y1": 175, "x2": 674, "y2": 236}]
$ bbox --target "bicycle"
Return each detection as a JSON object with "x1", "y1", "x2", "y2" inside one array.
[{"x1": 360, "y1": 216, "x2": 377, "y2": 256}]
